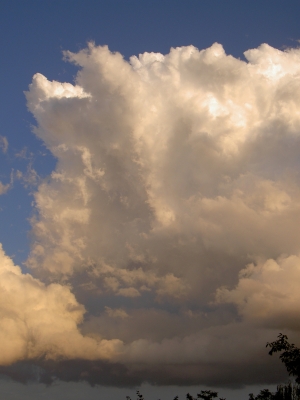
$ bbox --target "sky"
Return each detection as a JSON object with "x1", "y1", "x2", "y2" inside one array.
[{"x1": 1, "y1": 1, "x2": 300, "y2": 399}]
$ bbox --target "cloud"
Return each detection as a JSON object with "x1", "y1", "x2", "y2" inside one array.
[
  {"x1": 6, "y1": 41, "x2": 299, "y2": 386},
  {"x1": 16, "y1": 165, "x2": 40, "y2": 188},
  {"x1": 105, "y1": 307, "x2": 129, "y2": 319},
  {"x1": 0, "y1": 136, "x2": 8, "y2": 153},
  {"x1": 0, "y1": 244, "x2": 122, "y2": 366},
  {"x1": 0, "y1": 181, "x2": 9, "y2": 195},
  {"x1": 216, "y1": 254, "x2": 300, "y2": 331}
]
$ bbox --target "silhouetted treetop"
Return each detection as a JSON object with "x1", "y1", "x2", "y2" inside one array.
[{"x1": 267, "y1": 333, "x2": 300, "y2": 383}]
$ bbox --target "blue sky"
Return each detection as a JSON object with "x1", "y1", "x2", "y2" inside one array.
[{"x1": 1, "y1": 1, "x2": 300, "y2": 399}]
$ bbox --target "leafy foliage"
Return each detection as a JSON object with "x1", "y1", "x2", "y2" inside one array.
[
  {"x1": 186, "y1": 390, "x2": 221, "y2": 400},
  {"x1": 126, "y1": 390, "x2": 145, "y2": 400},
  {"x1": 197, "y1": 390, "x2": 219, "y2": 400},
  {"x1": 267, "y1": 333, "x2": 300, "y2": 383}
]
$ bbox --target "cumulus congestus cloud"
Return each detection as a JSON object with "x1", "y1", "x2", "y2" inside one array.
[{"x1": 5, "y1": 41, "x2": 300, "y2": 385}]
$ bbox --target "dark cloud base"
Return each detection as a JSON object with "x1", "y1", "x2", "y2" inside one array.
[{"x1": 0, "y1": 357, "x2": 288, "y2": 389}]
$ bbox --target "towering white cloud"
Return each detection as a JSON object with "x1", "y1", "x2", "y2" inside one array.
[{"x1": 13, "y1": 41, "x2": 300, "y2": 385}]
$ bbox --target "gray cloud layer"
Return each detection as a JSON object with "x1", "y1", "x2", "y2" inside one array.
[{"x1": 3, "y1": 42, "x2": 300, "y2": 386}]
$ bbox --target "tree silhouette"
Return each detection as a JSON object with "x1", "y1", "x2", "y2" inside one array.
[
  {"x1": 185, "y1": 390, "x2": 221, "y2": 400},
  {"x1": 248, "y1": 388, "x2": 274, "y2": 399},
  {"x1": 266, "y1": 333, "x2": 300, "y2": 383},
  {"x1": 197, "y1": 390, "x2": 218, "y2": 399}
]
